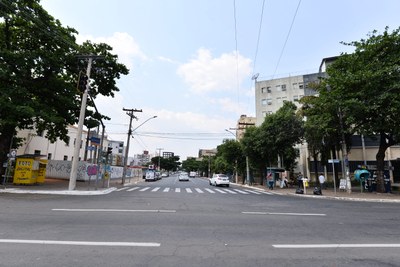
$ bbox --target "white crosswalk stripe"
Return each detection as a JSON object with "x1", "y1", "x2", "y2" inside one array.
[
  {"x1": 243, "y1": 189, "x2": 262, "y2": 195},
  {"x1": 117, "y1": 186, "x2": 273, "y2": 196},
  {"x1": 222, "y1": 188, "x2": 237, "y2": 194},
  {"x1": 127, "y1": 187, "x2": 140, "y2": 192},
  {"x1": 116, "y1": 187, "x2": 129, "y2": 192},
  {"x1": 204, "y1": 188, "x2": 215, "y2": 193},
  {"x1": 139, "y1": 187, "x2": 151, "y2": 192},
  {"x1": 233, "y1": 189, "x2": 249, "y2": 194},
  {"x1": 213, "y1": 188, "x2": 227, "y2": 194}
]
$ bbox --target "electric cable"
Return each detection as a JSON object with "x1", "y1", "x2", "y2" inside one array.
[{"x1": 272, "y1": 0, "x2": 302, "y2": 78}]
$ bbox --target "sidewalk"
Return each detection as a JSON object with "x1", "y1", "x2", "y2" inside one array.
[
  {"x1": 239, "y1": 182, "x2": 400, "y2": 203},
  {"x1": 0, "y1": 177, "x2": 139, "y2": 195}
]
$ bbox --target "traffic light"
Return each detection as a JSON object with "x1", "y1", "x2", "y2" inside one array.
[
  {"x1": 78, "y1": 74, "x2": 88, "y2": 92},
  {"x1": 107, "y1": 147, "x2": 112, "y2": 155}
]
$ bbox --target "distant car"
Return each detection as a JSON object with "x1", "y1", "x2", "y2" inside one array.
[
  {"x1": 189, "y1": 171, "x2": 196, "y2": 178},
  {"x1": 209, "y1": 174, "x2": 230, "y2": 187},
  {"x1": 178, "y1": 173, "x2": 190, "y2": 181},
  {"x1": 161, "y1": 173, "x2": 168, "y2": 177},
  {"x1": 145, "y1": 171, "x2": 156, "y2": 182}
]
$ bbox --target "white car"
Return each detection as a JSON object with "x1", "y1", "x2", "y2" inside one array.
[
  {"x1": 209, "y1": 174, "x2": 230, "y2": 187},
  {"x1": 178, "y1": 173, "x2": 190, "y2": 181},
  {"x1": 145, "y1": 171, "x2": 156, "y2": 182}
]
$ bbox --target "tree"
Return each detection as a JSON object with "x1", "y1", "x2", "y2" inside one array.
[
  {"x1": 0, "y1": 0, "x2": 128, "y2": 176},
  {"x1": 317, "y1": 27, "x2": 400, "y2": 192},
  {"x1": 216, "y1": 139, "x2": 245, "y2": 180}
]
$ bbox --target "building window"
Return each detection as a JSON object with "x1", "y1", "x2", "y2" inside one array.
[
  {"x1": 34, "y1": 150, "x2": 41, "y2": 155},
  {"x1": 261, "y1": 99, "x2": 267, "y2": 106},
  {"x1": 276, "y1": 85, "x2": 282, "y2": 91},
  {"x1": 293, "y1": 95, "x2": 299, "y2": 101},
  {"x1": 277, "y1": 97, "x2": 282, "y2": 104},
  {"x1": 48, "y1": 153, "x2": 52, "y2": 160},
  {"x1": 281, "y1": 84, "x2": 286, "y2": 91},
  {"x1": 267, "y1": 98, "x2": 272, "y2": 105},
  {"x1": 262, "y1": 111, "x2": 267, "y2": 117},
  {"x1": 261, "y1": 87, "x2": 267, "y2": 93},
  {"x1": 293, "y1": 83, "x2": 298, "y2": 89},
  {"x1": 63, "y1": 155, "x2": 68, "y2": 160},
  {"x1": 299, "y1": 83, "x2": 304, "y2": 89},
  {"x1": 267, "y1": 86, "x2": 272, "y2": 93}
]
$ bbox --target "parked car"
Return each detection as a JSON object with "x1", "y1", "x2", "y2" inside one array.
[
  {"x1": 145, "y1": 170, "x2": 156, "y2": 182},
  {"x1": 178, "y1": 173, "x2": 190, "y2": 181},
  {"x1": 209, "y1": 174, "x2": 230, "y2": 187}
]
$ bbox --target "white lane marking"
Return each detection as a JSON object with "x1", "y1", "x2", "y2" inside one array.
[
  {"x1": 213, "y1": 188, "x2": 227, "y2": 194},
  {"x1": 163, "y1": 187, "x2": 170, "y2": 192},
  {"x1": 242, "y1": 212, "x2": 326, "y2": 216},
  {"x1": 151, "y1": 187, "x2": 161, "y2": 192},
  {"x1": 243, "y1": 189, "x2": 261, "y2": 195},
  {"x1": 222, "y1": 189, "x2": 237, "y2": 194},
  {"x1": 127, "y1": 187, "x2": 140, "y2": 192},
  {"x1": 139, "y1": 187, "x2": 151, "y2": 192},
  {"x1": 186, "y1": 188, "x2": 193, "y2": 193},
  {"x1": 233, "y1": 189, "x2": 249, "y2": 194},
  {"x1": 175, "y1": 188, "x2": 181, "y2": 193},
  {"x1": 116, "y1": 187, "x2": 129, "y2": 192},
  {"x1": 273, "y1": 244, "x2": 400, "y2": 249},
  {"x1": 204, "y1": 188, "x2": 215, "y2": 193},
  {"x1": 52, "y1": 209, "x2": 176, "y2": 213},
  {"x1": 0, "y1": 239, "x2": 160, "y2": 247},
  {"x1": 195, "y1": 188, "x2": 204, "y2": 193}
]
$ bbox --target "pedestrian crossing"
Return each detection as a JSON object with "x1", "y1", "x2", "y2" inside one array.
[{"x1": 114, "y1": 186, "x2": 273, "y2": 195}]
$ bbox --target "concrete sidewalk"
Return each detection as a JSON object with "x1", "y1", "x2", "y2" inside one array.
[
  {"x1": 238, "y1": 182, "x2": 400, "y2": 203},
  {"x1": 0, "y1": 177, "x2": 140, "y2": 195}
]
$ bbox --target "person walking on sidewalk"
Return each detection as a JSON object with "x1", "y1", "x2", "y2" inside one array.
[
  {"x1": 297, "y1": 173, "x2": 303, "y2": 188},
  {"x1": 318, "y1": 173, "x2": 325, "y2": 190}
]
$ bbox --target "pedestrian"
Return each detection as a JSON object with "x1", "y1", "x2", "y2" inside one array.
[
  {"x1": 266, "y1": 172, "x2": 274, "y2": 190},
  {"x1": 280, "y1": 175, "x2": 288, "y2": 188},
  {"x1": 297, "y1": 173, "x2": 303, "y2": 188},
  {"x1": 318, "y1": 173, "x2": 325, "y2": 190}
]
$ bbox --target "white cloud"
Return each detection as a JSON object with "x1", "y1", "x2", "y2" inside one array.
[
  {"x1": 177, "y1": 48, "x2": 252, "y2": 94},
  {"x1": 76, "y1": 32, "x2": 147, "y2": 69},
  {"x1": 207, "y1": 97, "x2": 247, "y2": 115}
]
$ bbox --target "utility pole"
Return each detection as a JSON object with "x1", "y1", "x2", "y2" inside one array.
[
  {"x1": 238, "y1": 122, "x2": 255, "y2": 185},
  {"x1": 122, "y1": 108, "x2": 142, "y2": 185},
  {"x1": 69, "y1": 55, "x2": 103, "y2": 191},
  {"x1": 157, "y1": 148, "x2": 164, "y2": 171}
]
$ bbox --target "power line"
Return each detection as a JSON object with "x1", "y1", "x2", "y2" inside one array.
[
  {"x1": 272, "y1": 0, "x2": 302, "y2": 78},
  {"x1": 233, "y1": 0, "x2": 240, "y2": 107},
  {"x1": 252, "y1": 0, "x2": 266, "y2": 74}
]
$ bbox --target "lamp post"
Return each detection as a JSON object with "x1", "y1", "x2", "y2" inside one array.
[
  {"x1": 156, "y1": 148, "x2": 164, "y2": 171},
  {"x1": 122, "y1": 115, "x2": 157, "y2": 185},
  {"x1": 225, "y1": 129, "x2": 238, "y2": 184}
]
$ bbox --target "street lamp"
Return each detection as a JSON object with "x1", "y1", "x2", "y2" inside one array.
[
  {"x1": 122, "y1": 115, "x2": 157, "y2": 185},
  {"x1": 225, "y1": 129, "x2": 238, "y2": 184}
]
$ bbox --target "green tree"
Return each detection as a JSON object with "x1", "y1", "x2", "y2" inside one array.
[
  {"x1": 317, "y1": 27, "x2": 400, "y2": 192},
  {"x1": 216, "y1": 139, "x2": 245, "y2": 180},
  {"x1": 0, "y1": 0, "x2": 128, "y2": 176}
]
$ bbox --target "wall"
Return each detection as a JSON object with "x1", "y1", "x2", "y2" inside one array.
[{"x1": 45, "y1": 160, "x2": 140, "y2": 181}]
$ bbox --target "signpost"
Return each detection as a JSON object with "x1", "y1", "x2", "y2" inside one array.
[{"x1": 328, "y1": 159, "x2": 340, "y2": 196}]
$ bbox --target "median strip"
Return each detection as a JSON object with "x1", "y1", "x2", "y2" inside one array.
[{"x1": 273, "y1": 244, "x2": 400, "y2": 249}]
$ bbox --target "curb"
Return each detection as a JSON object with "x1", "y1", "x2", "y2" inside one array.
[{"x1": 0, "y1": 187, "x2": 117, "y2": 196}]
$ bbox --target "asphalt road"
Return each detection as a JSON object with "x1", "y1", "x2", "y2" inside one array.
[{"x1": 0, "y1": 174, "x2": 399, "y2": 267}]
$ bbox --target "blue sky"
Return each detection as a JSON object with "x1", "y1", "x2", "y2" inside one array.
[{"x1": 41, "y1": 0, "x2": 400, "y2": 160}]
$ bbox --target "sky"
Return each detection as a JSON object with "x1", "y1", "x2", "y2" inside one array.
[{"x1": 40, "y1": 0, "x2": 400, "y2": 160}]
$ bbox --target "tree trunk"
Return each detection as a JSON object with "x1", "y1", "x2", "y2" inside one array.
[
  {"x1": 313, "y1": 149, "x2": 319, "y2": 185},
  {"x1": 376, "y1": 134, "x2": 389, "y2": 193}
]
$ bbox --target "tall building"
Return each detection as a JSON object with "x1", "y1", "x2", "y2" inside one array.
[{"x1": 254, "y1": 73, "x2": 322, "y2": 126}]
